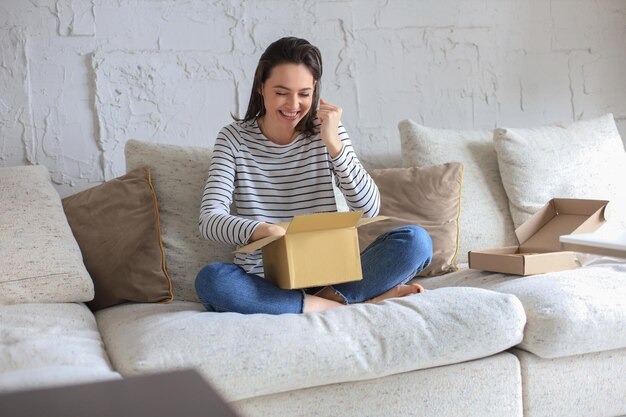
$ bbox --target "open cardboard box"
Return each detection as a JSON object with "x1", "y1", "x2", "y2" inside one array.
[
  {"x1": 468, "y1": 198, "x2": 608, "y2": 275},
  {"x1": 236, "y1": 211, "x2": 385, "y2": 289}
]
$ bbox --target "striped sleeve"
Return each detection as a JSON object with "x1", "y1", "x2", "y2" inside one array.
[
  {"x1": 199, "y1": 128, "x2": 260, "y2": 246},
  {"x1": 330, "y1": 123, "x2": 380, "y2": 217}
]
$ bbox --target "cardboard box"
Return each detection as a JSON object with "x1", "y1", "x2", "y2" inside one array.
[
  {"x1": 235, "y1": 211, "x2": 385, "y2": 289},
  {"x1": 468, "y1": 198, "x2": 608, "y2": 275}
]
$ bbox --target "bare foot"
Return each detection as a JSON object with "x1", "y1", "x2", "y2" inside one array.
[
  {"x1": 367, "y1": 283, "x2": 426, "y2": 304},
  {"x1": 302, "y1": 294, "x2": 345, "y2": 313},
  {"x1": 302, "y1": 284, "x2": 426, "y2": 313}
]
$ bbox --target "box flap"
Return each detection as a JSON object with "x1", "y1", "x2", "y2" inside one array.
[
  {"x1": 515, "y1": 200, "x2": 558, "y2": 245},
  {"x1": 552, "y1": 198, "x2": 609, "y2": 216},
  {"x1": 233, "y1": 222, "x2": 288, "y2": 254},
  {"x1": 286, "y1": 211, "x2": 363, "y2": 234},
  {"x1": 518, "y1": 198, "x2": 608, "y2": 253},
  {"x1": 357, "y1": 215, "x2": 389, "y2": 227},
  {"x1": 233, "y1": 212, "x2": 388, "y2": 254},
  {"x1": 234, "y1": 234, "x2": 282, "y2": 254}
]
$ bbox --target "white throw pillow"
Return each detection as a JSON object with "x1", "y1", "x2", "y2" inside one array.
[
  {"x1": 0, "y1": 165, "x2": 94, "y2": 304},
  {"x1": 399, "y1": 120, "x2": 517, "y2": 262},
  {"x1": 125, "y1": 140, "x2": 233, "y2": 303},
  {"x1": 493, "y1": 114, "x2": 626, "y2": 229}
]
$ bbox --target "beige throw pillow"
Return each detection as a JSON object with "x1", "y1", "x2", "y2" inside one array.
[
  {"x1": 493, "y1": 114, "x2": 626, "y2": 230},
  {"x1": 62, "y1": 167, "x2": 173, "y2": 311},
  {"x1": 399, "y1": 120, "x2": 517, "y2": 262},
  {"x1": 358, "y1": 163, "x2": 464, "y2": 277}
]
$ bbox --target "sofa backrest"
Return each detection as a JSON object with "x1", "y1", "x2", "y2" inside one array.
[
  {"x1": 125, "y1": 140, "x2": 233, "y2": 303},
  {"x1": 0, "y1": 165, "x2": 94, "y2": 304},
  {"x1": 399, "y1": 120, "x2": 518, "y2": 262}
]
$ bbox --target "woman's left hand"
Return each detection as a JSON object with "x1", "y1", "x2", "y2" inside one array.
[{"x1": 317, "y1": 98, "x2": 343, "y2": 157}]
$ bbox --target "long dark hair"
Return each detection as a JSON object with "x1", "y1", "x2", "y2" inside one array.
[{"x1": 236, "y1": 37, "x2": 322, "y2": 137}]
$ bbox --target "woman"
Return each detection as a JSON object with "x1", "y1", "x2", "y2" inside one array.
[{"x1": 195, "y1": 37, "x2": 432, "y2": 314}]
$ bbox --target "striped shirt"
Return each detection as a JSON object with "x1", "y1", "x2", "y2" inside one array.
[{"x1": 199, "y1": 118, "x2": 380, "y2": 275}]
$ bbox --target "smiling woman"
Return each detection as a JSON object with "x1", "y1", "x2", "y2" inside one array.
[
  {"x1": 194, "y1": 37, "x2": 433, "y2": 315},
  {"x1": 258, "y1": 63, "x2": 343, "y2": 155},
  {"x1": 258, "y1": 64, "x2": 316, "y2": 144},
  {"x1": 238, "y1": 37, "x2": 322, "y2": 140}
]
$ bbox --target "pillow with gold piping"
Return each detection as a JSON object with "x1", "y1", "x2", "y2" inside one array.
[
  {"x1": 62, "y1": 167, "x2": 172, "y2": 310},
  {"x1": 358, "y1": 163, "x2": 464, "y2": 277}
]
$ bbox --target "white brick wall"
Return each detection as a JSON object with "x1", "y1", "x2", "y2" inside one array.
[{"x1": 1, "y1": 0, "x2": 625, "y2": 196}]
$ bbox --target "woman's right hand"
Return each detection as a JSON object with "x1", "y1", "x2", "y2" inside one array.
[
  {"x1": 317, "y1": 98, "x2": 343, "y2": 158},
  {"x1": 250, "y1": 222, "x2": 286, "y2": 242}
]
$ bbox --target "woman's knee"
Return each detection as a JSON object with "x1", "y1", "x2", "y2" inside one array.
[
  {"x1": 395, "y1": 225, "x2": 433, "y2": 261},
  {"x1": 398, "y1": 226, "x2": 433, "y2": 276},
  {"x1": 195, "y1": 262, "x2": 230, "y2": 306},
  {"x1": 196, "y1": 262, "x2": 219, "y2": 288}
]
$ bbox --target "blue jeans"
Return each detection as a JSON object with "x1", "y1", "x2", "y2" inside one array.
[{"x1": 195, "y1": 225, "x2": 433, "y2": 315}]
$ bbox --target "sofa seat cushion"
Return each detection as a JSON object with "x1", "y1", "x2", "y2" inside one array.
[
  {"x1": 95, "y1": 287, "x2": 525, "y2": 401},
  {"x1": 511, "y1": 347, "x2": 626, "y2": 417},
  {"x1": 0, "y1": 303, "x2": 121, "y2": 393},
  {"x1": 417, "y1": 257, "x2": 626, "y2": 359},
  {"x1": 234, "y1": 353, "x2": 523, "y2": 417}
]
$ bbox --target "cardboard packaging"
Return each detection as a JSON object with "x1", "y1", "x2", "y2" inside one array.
[
  {"x1": 468, "y1": 198, "x2": 608, "y2": 275},
  {"x1": 235, "y1": 211, "x2": 385, "y2": 289}
]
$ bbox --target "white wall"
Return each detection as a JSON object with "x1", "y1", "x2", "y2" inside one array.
[{"x1": 1, "y1": 0, "x2": 625, "y2": 197}]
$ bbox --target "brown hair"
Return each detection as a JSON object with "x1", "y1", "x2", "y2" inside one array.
[{"x1": 236, "y1": 37, "x2": 322, "y2": 137}]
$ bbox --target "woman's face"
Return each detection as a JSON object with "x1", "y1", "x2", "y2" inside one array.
[{"x1": 261, "y1": 63, "x2": 316, "y2": 131}]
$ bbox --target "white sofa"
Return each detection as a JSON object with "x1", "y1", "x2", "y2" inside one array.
[{"x1": 1, "y1": 115, "x2": 625, "y2": 417}]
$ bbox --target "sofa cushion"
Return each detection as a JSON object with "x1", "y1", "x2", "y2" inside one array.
[
  {"x1": 62, "y1": 167, "x2": 173, "y2": 311},
  {"x1": 493, "y1": 113, "x2": 626, "y2": 230},
  {"x1": 234, "y1": 353, "x2": 523, "y2": 417},
  {"x1": 358, "y1": 163, "x2": 463, "y2": 276},
  {"x1": 125, "y1": 140, "x2": 233, "y2": 303},
  {"x1": 95, "y1": 288, "x2": 525, "y2": 401},
  {"x1": 417, "y1": 258, "x2": 626, "y2": 358},
  {"x1": 0, "y1": 165, "x2": 94, "y2": 304},
  {"x1": 0, "y1": 302, "x2": 121, "y2": 393},
  {"x1": 398, "y1": 120, "x2": 517, "y2": 263},
  {"x1": 511, "y1": 347, "x2": 626, "y2": 417}
]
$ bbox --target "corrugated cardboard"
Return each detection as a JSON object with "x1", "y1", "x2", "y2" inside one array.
[
  {"x1": 236, "y1": 211, "x2": 386, "y2": 289},
  {"x1": 468, "y1": 198, "x2": 608, "y2": 275}
]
